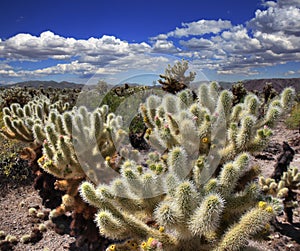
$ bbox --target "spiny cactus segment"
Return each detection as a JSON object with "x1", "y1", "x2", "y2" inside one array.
[{"x1": 80, "y1": 81, "x2": 294, "y2": 250}]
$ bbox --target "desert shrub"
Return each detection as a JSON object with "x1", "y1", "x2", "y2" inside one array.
[
  {"x1": 231, "y1": 82, "x2": 248, "y2": 105},
  {"x1": 262, "y1": 83, "x2": 278, "y2": 103},
  {"x1": 0, "y1": 112, "x2": 31, "y2": 183},
  {"x1": 285, "y1": 102, "x2": 300, "y2": 130}
]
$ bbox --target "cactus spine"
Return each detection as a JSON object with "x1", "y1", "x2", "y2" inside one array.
[{"x1": 80, "y1": 81, "x2": 294, "y2": 250}]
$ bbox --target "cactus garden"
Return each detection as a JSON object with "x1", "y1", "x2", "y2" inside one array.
[{"x1": 0, "y1": 61, "x2": 299, "y2": 251}]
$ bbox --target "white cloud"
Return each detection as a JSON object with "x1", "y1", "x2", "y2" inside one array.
[
  {"x1": 1, "y1": 0, "x2": 300, "y2": 81},
  {"x1": 167, "y1": 19, "x2": 232, "y2": 37},
  {"x1": 277, "y1": 0, "x2": 300, "y2": 7},
  {"x1": 179, "y1": 1, "x2": 300, "y2": 75},
  {"x1": 0, "y1": 31, "x2": 151, "y2": 64},
  {"x1": 0, "y1": 61, "x2": 121, "y2": 78},
  {"x1": 254, "y1": 30, "x2": 300, "y2": 52},
  {"x1": 217, "y1": 68, "x2": 259, "y2": 76},
  {"x1": 217, "y1": 25, "x2": 262, "y2": 54},
  {"x1": 248, "y1": 3, "x2": 300, "y2": 34},
  {"x1": 151, "y1": 34, "x2": 168, "y2": 40},
  {"x1": 261, "y1": 1, "x2": 277, "y2": 7},
  {"x1": 285, "y1": 70, "x2": 296, "y2": 76},
  {"x1": 152, "y1": 39, "x2": 180, "y2": 53},
  {"x1": 0, "y1": 63, "x2": 13, "y2": 70},
  {"x1": 0, "y1": 55, "x2": 173, "y2": 82},
  {"x1": 180, "y1": 38, "x2": 214, "y2": 50}
]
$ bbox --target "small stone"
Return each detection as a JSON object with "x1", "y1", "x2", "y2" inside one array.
[{"x1": 274, "y1": 233, "x2": 280, "y2": 238}]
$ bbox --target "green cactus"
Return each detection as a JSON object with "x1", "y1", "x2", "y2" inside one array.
[
  {"x1": 0, "y1": 97, "x2": 127, "y2": 182},
  {"x1": 79, "y1": 82, "x2": 294, "y2": 250},
  {"x1": 1, "y1": 71, "x2": 296, "y2": 250},
  {"x1": 259, "y1": 166, "x2": 300, "y2": 223},
  {"x1": 80, "y1": 150, "x2": 279, "y2": 251},
  {"x1": 141, "y1": 83, "x2": 294, "y2": 164},
  {"x1": 0, "y1": 96, "x2": 69, "y2": 143}
]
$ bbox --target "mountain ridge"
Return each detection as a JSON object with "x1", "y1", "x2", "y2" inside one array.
[
  {"x1": 1, "y1": 78, "x2": 299, "y2": 93},
  {"x1": 0, "y1": 80, "x2": 84, "y2": 89}
]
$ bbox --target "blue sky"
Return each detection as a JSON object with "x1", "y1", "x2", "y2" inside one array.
[{"x1": 0, "y1": 0, "x2": 300, "y2": 84}]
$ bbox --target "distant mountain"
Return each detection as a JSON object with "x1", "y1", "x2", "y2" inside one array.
[
  {"x1": 190, "y1": 81, "x2": 233, "y2": 90},
  {"x1": 242, "y1": 78, "x2": 300, "y2": 93},
  {"x1": 1, "y1": 80, "x2": 84, "y2": 89},
  {"x1": 207, "y1": 78, "x2": 299, "y2": 94},
  {"x1": 1, "y1": 78, "x2": 299, "y2": 94}
]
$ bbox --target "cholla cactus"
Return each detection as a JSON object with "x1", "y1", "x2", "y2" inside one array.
[
  {"x1": 0, "y1": 96, "x2": 69, "y2": 143},
  {"x1": 28, "y1": 104, "x2": 127, "y2": 222},
  {"x1": 141, "y1": 83, "x2": 294, "y2": 164},
  {"x1": 0, "y1": 87, "x2": 34, "y2": 109},
  {"x1": 262, "y1": 83, "x2": 278, "y2": 103},
  {"x1": 158, "y1": 60, "x2": 196, "y2": 94},
  {"x1": 36, "y1": 105, "x2": 127, "y2": 181},
  {"x1": 80, "y1": 150, "x2": 278, "y2": 251},
  {"x1": 231, "y1": 82, "x2": 248, "y2": 105},
  {"x1": 1, "y1": 96, "x2": 127, "y2": 181},
  {"x1": 0, "y1": 85, "x2": 80, "y2": 110},
  {"x1": 80, "y1": 83, "x2": 294, "y2": 250},
  {"x1": 1, "y1": 95, "x2": 129, "y2": 238},
  {"x1": 259, "y1": 166, "x2": 300, "y2": 223}
]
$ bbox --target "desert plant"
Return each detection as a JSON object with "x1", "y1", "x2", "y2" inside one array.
[
  {"x1": 0, "y1": 86, "x2": 80, "y2": 110},
  {"x1": 0, "y1": 111, "x2": 32, "y2": 183},
  {"x1": 158, "y1": 59, "x2": 196, "y2": 94},
  {"x1": 80, "y1": 82, "x2": 294, "y2": 251},
  {"x1": 0, "y1": 95, "x2": 128, "y2": 249},
  {"x1": 259, "y1": 167, "x2": 300, "y2": 223},
  {"x1": 231, "y1": 82, "x2": 248, "y2": 105},
  {"x1": 38, "y1": 104, "x2": 130, "y2": 248},
  {"x1": 0, "y1": 95, "x2": 69, "y2": 143},
  {"x1": 262, "y1": 83, "x2": 278, "y2": 103},
  {"x1": 285, "y1": 102, "x2": 300, "y2": 130}
]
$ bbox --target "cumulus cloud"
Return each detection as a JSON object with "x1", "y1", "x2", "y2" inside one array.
[
  {"x1": 1, "y1": 0, "x2": 300, "y2": 81},
  {"x1": 151, "y1": 34, "x2": 168, "y2": 40},
  {"x1": 0, "y1": 31, "x2": 151, "y2": 63},
  {"x1": 0, "y1": 55, "x2": 173, "y2": 83},
  {"x1": 261, "y1": 1, "x2": 277, "y2": 7},
  {"x1": 167, "y1": 19, "x2": 232, "y2": 37},
  {"x1": 180, "y1": 38, "x2": 214, "y2": 50},
  {"x1": 216, "y1": 25, "x2": 262, "y2": 54},
  {"x1": 146, "y1": 0, "x2": 300, "y2": 75},
  {"x1": 0, "y1": 61, "x2": 100, "y2": 78},
  {"x1": 248, "y1": 2, "x2": 300, "y2": 35},
  {"x1": 0, "y1": 31, "x2": 158, "y2": 81},
  {"x1": 285, "y1": 70, "x2": 296, "y2": 76},
  {"x1": 277, "y1": 0, "x2": 300, "y2": 7},
  {"x1": 183, "y1": 0, "x2": 300, "y2": 75},
  {"x1": 152, "y1": 39, "x2": 180, "y2": 53},
  {"x1": 0, "y1": 63, "x2": 13, "y2": 70},
  {"x1": 217, "y1": 68, "x2": 259, "y2": 76}
]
